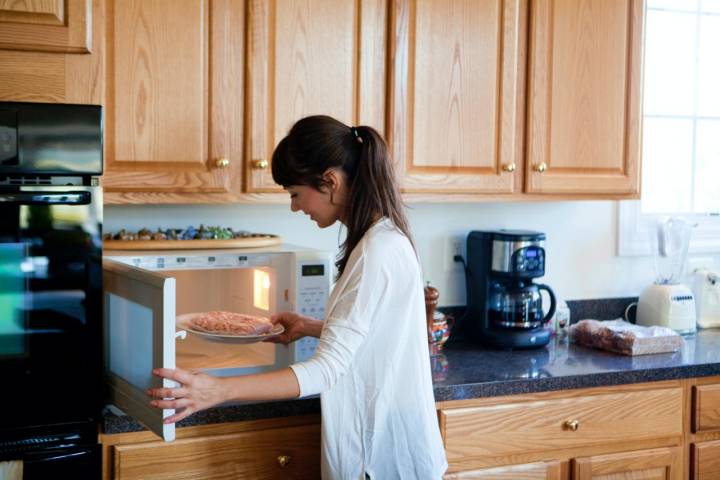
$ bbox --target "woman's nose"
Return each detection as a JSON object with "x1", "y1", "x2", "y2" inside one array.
[{"x1": 290, "y1": 202, "x2": 300, "y2": 213}]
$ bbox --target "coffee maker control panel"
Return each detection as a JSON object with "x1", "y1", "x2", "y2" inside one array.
[{"x1": 513, "y1": 246, "x2": 544, "y2": 275}]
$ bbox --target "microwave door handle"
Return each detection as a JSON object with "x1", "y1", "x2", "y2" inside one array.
[{"x1": 0, "y1": 191, "x2": 92, "y2": 205}]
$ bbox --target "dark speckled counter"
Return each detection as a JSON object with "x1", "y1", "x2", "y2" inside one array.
[
  {"x1": 103, "y1": 329, "x2": 720, "y2": 434},
  {"x1": 432, "y1": 329, "x2": 720, "y2": 401}
]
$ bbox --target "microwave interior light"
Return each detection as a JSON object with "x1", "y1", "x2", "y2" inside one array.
[{"x1": 253, "y1": 269, "x2": 270, "y2": 311}]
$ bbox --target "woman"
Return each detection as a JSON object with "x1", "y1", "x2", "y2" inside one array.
[{"x1": 147, "y1": 115, "x2": 447, "y2": 479}]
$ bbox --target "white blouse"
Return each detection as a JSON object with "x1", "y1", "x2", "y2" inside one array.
[{"x1": 290, "y1": 218, "x2": 447, "y2": 479}]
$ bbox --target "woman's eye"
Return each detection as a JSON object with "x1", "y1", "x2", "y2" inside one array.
[{"x1": 289, "y1": 193, "x2": 297, "y2": 199}]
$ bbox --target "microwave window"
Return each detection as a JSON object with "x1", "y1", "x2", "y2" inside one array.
[{"x1": 302, "y1": 264, "x2": 324, "y2": 276}]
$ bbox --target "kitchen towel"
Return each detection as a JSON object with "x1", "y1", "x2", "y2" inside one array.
[{"x1": 0, "y1": 460, "x2": 23, "y2": 480}]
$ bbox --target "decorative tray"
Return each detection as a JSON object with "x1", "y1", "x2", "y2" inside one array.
[{"x1": 103, "y1": 226, "x2": 281, "y2": 250}]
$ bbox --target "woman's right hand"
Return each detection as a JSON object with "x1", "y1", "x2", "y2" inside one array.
[{"x1": 266, "y1": 311, "x2": 307, "y2": 345}]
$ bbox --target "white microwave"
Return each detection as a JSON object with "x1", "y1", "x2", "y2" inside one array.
[{"x1": 103, "y1": 245, "x2": 332, "y2": 441}]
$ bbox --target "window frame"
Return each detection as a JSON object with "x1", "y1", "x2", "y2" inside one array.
[
  {"x1": 618, "y1": 201, "x2": 720, "y2": 255},
  {"x1": 619, "y1": 2, "x2": 720, "y2": 256}
]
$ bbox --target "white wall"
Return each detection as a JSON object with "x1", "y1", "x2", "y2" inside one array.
[{"x1": 105, "y1": 201, "x2": 718, "y2": 306}]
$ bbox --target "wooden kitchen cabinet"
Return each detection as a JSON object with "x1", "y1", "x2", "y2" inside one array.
[
  {"x1": 693, "y1": 383, "x2": 720, "y2": 433},
  {"x1": 692, "y1": 440, "x2": 720, "y2": 479},
  {"x1": 0, "y1": 0, "x2": 92, "y2": 53},
  {"x1": 0, "y1": 0, "x2": 103, "y2": 104},
  {"x1": 102, "y1": 0, "x2": 246, "y2": 201},
  {"x1": 388, "y1": 0, "x2": 526, "y2": 195},
  {"x1": 389, "y1": 0, "x2": 644, "y2": 198},
  {"x1": 245, "y1": 0, "x2": 387, "y2": 192},
  {"x1": 437, "y1": 381, "x2": 685, "y2": 477},
  {"x1": 100, "y1": 415, "x2": 321, "y2": 480},
  {"x1": 444, "y1": 460, "x2": 562, "y2": 479},
  {"x1": 574, "y1": 447, "x2": 682, "y2": 480},
  {"x1": 525, "y1": 0, "x2": 644, "y2": 195},
  {"x1": 103, "y1": 0, "x2": 386, "y2": 202}
]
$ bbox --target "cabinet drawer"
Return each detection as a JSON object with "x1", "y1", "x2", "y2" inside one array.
[
  {"x1": 113, "y1": 423, "x2": 320, "y2": 480},
  {"x1": 439, "y1": 387, "x2": 683, "y2": 462},
  {"x1": 692, "y1": 440, "x2": 720, "y2": 479},
  {"x1": 693, "y1": 384, "x2": 720, "y2": 432}
]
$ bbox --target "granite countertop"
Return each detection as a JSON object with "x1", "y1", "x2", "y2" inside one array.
[{"x1": 103, "y1": 329, "x2": 720, "y2": 434}]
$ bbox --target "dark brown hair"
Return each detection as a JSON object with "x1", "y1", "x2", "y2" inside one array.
[{"x1": 271, "y1": 115, "x2": 414, "y2": 276}]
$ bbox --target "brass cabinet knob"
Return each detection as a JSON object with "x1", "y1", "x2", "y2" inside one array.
[
  {"x1": 564, "y1": 419, "x2": 580, "y2": 431},
  {"x1": 252, "y1": 159, "x2": 269, "y2": 170},
  {"x1": 534, "y1": 162, "x2": 547, "y2": 173},
  {"x1": 277, "y1": 455, "x2": 292, "y2": 467},
  {"x1": 501, "y1": 163, "x2": 517, "y2": 172},
  {"x1": 215, "y1": 157, "x2": 230, "y2": 169}
]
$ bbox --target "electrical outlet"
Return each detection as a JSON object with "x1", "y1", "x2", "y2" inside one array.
[{"x1": 444, "y1": 237, "x2": 464, "y2": 272}]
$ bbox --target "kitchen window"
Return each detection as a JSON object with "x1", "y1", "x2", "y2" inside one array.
[{"x1": 619, "y1": 0, "x2": 720, "y2": 255}]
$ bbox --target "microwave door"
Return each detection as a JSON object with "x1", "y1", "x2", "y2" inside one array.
[{"x1": 103, "y1": 259, "x2": 177, "y2": 442}]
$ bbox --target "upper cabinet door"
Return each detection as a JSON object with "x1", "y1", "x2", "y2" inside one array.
[
  {"x1": 103, "y1": 0, "x2": 244, "y2": 199},
  {"x1": 0, "y1": 0, "x2": 91, "y2": 53},
  {"x1": 389, "y1": 0, "x2": 526, "y2": 194},
  {"x1": 526, "y1": 0, "x2": 644, "y2": 195},
  {"x1": 245, "y1": 0, "x2": 387, "y2": 192}
]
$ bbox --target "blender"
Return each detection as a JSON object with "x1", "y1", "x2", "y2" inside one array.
[{"x1": 636, "y1": 217, "x2": 696, "y2": 334}]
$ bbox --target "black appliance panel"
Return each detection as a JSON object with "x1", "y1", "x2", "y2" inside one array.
[
  {"x1": 0, "y1": 102, "x2": 102, "y2": 175},
  {"x1": 0, "y1": 423, "x2": 100, "y2": 479},
  {"x1": 0, "y1": 186, "x2": 103, "y2": 429}
]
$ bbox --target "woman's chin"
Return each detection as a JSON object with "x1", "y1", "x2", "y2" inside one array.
[{"x1": 315, "y1": 218, "x2": 335, "y2": 229}]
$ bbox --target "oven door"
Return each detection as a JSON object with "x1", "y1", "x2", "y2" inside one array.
[{"x1": 0, "y1": 186, "x2": 103, "y2": 430}]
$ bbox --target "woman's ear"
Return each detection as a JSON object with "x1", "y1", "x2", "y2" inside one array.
[{"x1": 322, "y1": 168, "x2": 341, "y2": 192}]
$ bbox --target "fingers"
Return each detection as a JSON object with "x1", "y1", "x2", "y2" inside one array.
[
  {"x1": 163, "y1": 407, "x2": 193, "y2": 424},
  {"x1": 153, "y1": 367, "x2": 195, "y2": 385},
  {"x1": 149, "y1": 397, "x2": 192, "y2": 410},
  {"x1": 270, "y1": 311, "x2": 297, "y2": 325},
  {"x1": 147, "y1": 387, "x2": 189, "y2": 399}
]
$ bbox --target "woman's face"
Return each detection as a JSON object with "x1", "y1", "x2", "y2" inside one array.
[{"x1": 286, "y1": 183, "x2": 344, "y2": 228}]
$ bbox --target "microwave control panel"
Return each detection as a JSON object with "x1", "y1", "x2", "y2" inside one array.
[{"x1": 294, "y1": 261, "x2": 330, "y2": 362}]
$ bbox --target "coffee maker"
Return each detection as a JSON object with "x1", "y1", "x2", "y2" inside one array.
[{"x1": 456, "y1": 230, "x2": 556, "y2": 348}]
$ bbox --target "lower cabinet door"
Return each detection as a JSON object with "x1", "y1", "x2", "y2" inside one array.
[
  {"x1": 444, "y1": 461, "x2": 562, "y2": 479},
  {"x1": 573, "y1": 446, "x2": 682, "y2": 480},
  {"x1": 112, "y1": 423, "x2": 320, "y2": 480},
  {"x1": 693, "y1": 440, "x2": 720, "y2": 479}
]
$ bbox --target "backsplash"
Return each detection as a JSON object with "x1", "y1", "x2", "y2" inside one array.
[{"x1": 105, "y1": 200, "x2": 718, "y2": 305}]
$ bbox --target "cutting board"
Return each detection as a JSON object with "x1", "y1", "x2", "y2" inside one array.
[{"x1": 103, "y1": 235, "x2": 281, "y2": 250}]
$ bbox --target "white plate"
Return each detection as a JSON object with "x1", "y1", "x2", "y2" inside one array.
[{"x1": 176, "y1": 313, "x2": 284, "y2": 344}]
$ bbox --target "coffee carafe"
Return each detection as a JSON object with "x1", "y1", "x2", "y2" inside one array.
[
  {"x1": 488, "y1": 281, "x2": 556, "y2": 330},
  {"x1": 452, "y1": 230, "x2": 556, "y2": 349}
]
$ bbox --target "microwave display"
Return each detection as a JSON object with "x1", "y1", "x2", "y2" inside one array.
[{"x1": 302, "y1": 264, "x2": 325, "y2": 277}]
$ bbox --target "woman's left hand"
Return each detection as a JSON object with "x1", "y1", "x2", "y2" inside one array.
[{"x1": 147, "y1": 368, "x2": 228, "y2": 424}]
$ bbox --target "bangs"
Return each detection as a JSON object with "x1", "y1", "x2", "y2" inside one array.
[
  {"x1": 270, "y1": 137, "x2": 298, "y2": 188},
  {"x1": 271, "y1": 136, "x2": 322, "y2": 189}
]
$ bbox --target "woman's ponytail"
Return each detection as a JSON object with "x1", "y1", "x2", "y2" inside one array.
[{"x1": 339, "y1": 125, "x2": 415, "y2": 275}]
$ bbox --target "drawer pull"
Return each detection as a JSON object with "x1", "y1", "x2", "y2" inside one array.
[
  {"x1": 215, "y1": 157, "x2": 230, "y2": 169},
  {"x1": 277, "y1": 455, "x2": 292, "y2": 467},
  {"x1": 564, "y1": 419, "x2": 580, "y2": 431}
]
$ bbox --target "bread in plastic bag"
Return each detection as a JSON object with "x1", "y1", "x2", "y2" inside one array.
[{"x1": 569, "y1": 319, "x2": 684, "y2": 356}]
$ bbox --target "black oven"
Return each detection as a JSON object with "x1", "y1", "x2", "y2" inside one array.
[{"x1": 0, "y1": 102, "x2": 103, "y2": 479}]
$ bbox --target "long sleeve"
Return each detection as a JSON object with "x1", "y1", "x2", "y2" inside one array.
[{"x1": 290, "y1": 243, "x2": 389, "y2": 397}]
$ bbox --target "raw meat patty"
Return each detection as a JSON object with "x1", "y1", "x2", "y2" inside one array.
[{"x1": 190, "y1": 311, "x2": 273, "y2": 335}]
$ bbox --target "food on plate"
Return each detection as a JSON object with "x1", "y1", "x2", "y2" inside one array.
[{"x1": 189, "y1": 311, "x2": 274, "y2": 336}]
